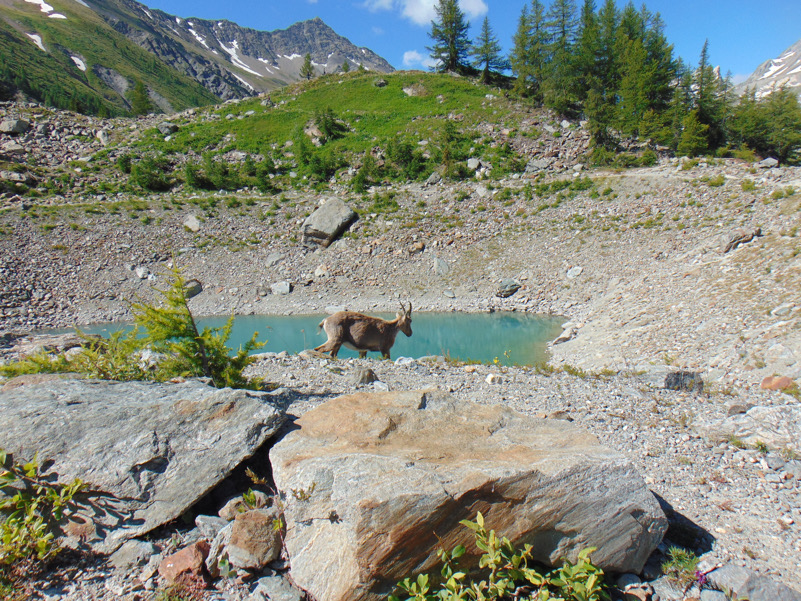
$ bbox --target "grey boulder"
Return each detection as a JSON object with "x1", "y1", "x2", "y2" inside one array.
[
  {"x1": 270, "y1": 390, "x2": 666, "y2": 601},
  {"x1": 301, "y1": 198, "x2": 357, "y2": 248},
  {"x1": 0, "y1": 119, "x2": 30, "y2": 135},
  {"x1": 707, "y1": 564, "x2": 801, "y2": 601},
  {"x1": 0, "y1": 377, "x2": 286, "y2": 553}
]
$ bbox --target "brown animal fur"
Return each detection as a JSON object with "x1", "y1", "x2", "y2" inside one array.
[{"x1": 314, "y1": 303, "x2": 412, "y2": 359}]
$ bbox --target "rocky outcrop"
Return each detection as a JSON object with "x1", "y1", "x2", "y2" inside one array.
[
  {"x1": 696, "y1": 403, "x2": 801, "y2": 454},
  {"x1": 0, "y1": 377, "x2": 287, "y2": 552},
  {"x1": 270, "y1": 389, "x2": 667, "y2": 601}
]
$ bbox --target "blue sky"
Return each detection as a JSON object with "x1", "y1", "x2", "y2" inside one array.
[{"x1": 142, "y1": 0, "x2": 801, "y2": 83}]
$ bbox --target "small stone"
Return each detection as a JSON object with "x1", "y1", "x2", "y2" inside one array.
[
  {"x1": 195, "y1": 515, "x2": 229, "y2": 540},
  {"x1": 227, "y1": 508, "x2": 283, "y2": 570},
  {"x1": 760, "y1": 375, "x2": 795, "y2": 391},
  {"x1": 158, "y1": 540, "x2": 210, "y2": 585},
  {"x1": 109, "y1": 540, "x2": 158, "y2": 569},
  {"x1": 183, "y1": 215, "x2": 201, "y2": 233},
  {"x1": 271, "y1": 281, "x2": 292, "y2": 295},
  {"x1": 486, "y1": 373, "x2": 502, "y2": 384},
  {"x1": 566, "y1": 266, "x2": 583, "y2": 279},
  {"x1": 726, "y1": 402, "x2": 755, "y2": 417},
  {"x1": 349, "y1": 367, "x2": 377, "y2": 385}
]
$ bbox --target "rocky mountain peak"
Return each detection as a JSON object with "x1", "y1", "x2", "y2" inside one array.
[{"x1": 737, "y1": 38, "x2": 801, "y2": 99}]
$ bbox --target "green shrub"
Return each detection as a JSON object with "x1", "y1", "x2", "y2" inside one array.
[
  {"x1": 389, "y1": 512, "x2": 610, "y2": 601},
  {"x1": 741, "y1": 179, "x2": 756, "y2": 192},
  {"x1": 661, "y1": 547, "x2": 699, "y2": 589},
  {"x1": 116, "y1": 153, "x2": 133, "y2": 174},
  {"x1": 732, "y1": 148, "x2": 758, "y2": 163},
  {"x1": 130, "y1": 157, "x2": 172, "y2": 192},
  {"x1": 0, "y1": 268, "x2": 264, "y2": 390},
  {"x1": 707, "y1": 174, "x2": 725, "y2": 187},
  {"x1": 0, "y1": 450, "x2": 84, "y2": 566}
]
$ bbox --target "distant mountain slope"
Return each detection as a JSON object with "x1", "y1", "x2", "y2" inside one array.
[
  {"x1": 0, "y1": 0, "x2": 219, "y2": 114},
  {"x1": 737, "y1": 38, "x2": 801, "y2": 99},
  {"x1": 96, "y1": 0, "x2": 394, "y2": 98},
  {"x1": 0, "y1": 0, "x2": 394, "y2": 115}
]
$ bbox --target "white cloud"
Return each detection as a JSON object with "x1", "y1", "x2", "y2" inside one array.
[
  {"x1": 362, "y1": 0, "x2": 393, "y2": 11},
  {"x1": 459, "y1": 0, "x2": 487, "y2": 19},
  {"x1": 402, "y1": 0, "x2": 435, "y2": 25},
  {"x1": 372, "y1": 26, "x2": 385, "y2": 35},
  {"x1": 389, "y1": 0, "x2": 488, "y2": 27},
  {"x1": 402, "y1": 49, "x2": 439, "y2": 69}
]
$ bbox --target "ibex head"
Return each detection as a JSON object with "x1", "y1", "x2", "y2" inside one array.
[{"x1": 396, "y1": 301, "x2": 413, "y2": 337}]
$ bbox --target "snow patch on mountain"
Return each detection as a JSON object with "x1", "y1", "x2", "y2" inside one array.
[
  {"x1": 49, "y1": 13, "x2": 66, "y2": 18},
  {"x1": 25, "y1": 0, "x2": 53, "y2": 13},
  {"x1": 71, "y1": 56, "x2": 86, "y2": 71},
  {"x1": 73, "y1": 0, "x2": 89, "y2": 6},
  {"x1": 219, "y1": 39, "x2": 263, "y2": 77},
  {"x1": 738, "y1": 38, "x2": 801, "y2": 99},
  {"x1": 231, "y1": 73, "x2": 254, "y2": 91},
  {"x1": 26, "y1": 33, "x2": 46, "y2": 51},
  {"x1": 188, "y1": 27, "x2": 209, "y2": 50}
]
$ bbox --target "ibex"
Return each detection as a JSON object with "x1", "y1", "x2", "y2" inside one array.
[{"x1": 314, "y1": 302, "x2": 412, "y2": 359}]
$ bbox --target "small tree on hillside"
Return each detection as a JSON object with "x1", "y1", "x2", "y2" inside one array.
[
  {"x1": 471, "y1": 16, "x2": 509, "y2": 83},
  {"x1": 300, "y1": 53, "x2": 315, "y2": 80},
  {"x1": 427, "y1": 0, "x2": 471, "y2": 73},
  {"x1": 341, "y1": 60, "x2": 351, "y2": 73},
  {"x1": 129, "y1": 80, "x2": 153, "y2": 116}
]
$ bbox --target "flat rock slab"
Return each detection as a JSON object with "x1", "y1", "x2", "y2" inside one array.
[
  {"x1": 270, "y1": 390, "x2": 666, "y2": 601},
  {"x1": 0, "y1": 377, "x2": 286, "y2": 553}
]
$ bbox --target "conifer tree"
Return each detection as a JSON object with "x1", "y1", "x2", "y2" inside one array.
[
  {"x1": 471, "y1": 17, "x2": 509, "y2": 83},
  {"x1": 300, "y1": 53, "x2": 315, "y2": 80},
  {"x1": 341, "y1": 61, "x2": 350, "y2": 73},
  {"x1": 677, "y1": 110, "x2": 709, "y2": 157},
  {"x1": 574, "y1": 0, "x2": 599, "y2": 99},
  {"x1": 427, "y1": 0, "x2": 471, "y2": 73},
  {"x1": 510, "y1": 6, "x2": 532, "y2": 94},
  {"x1": 129, "y1": 80, "x2": 153, "y2": 116},
  {"x1": 542, "y1": 0, "x2": 579, "y2": 114},
  {"x1": 693, "y1": 40, "x2": 726, "y2": 148},
  {"x1": 509, "y1": 0, "x2": 548, "y2": 101}
]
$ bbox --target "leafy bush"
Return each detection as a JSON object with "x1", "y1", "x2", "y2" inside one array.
[
  {"x1": 0, "y1": 450, "x2": 84, "y2": 565},
  {"x1": 389, "y1": 512, "x2": 610, "y2": 601}
]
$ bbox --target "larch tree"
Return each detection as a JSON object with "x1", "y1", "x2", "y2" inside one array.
[
  {"x1": 471, "y1": 16, "x2": 509, "y2": 83},
  {"x1": 427, "y1": 0, "x2": 471, "y2": 73},
  {"x1": 300, "y1": 53, "x2": 315, "y2": 80}
]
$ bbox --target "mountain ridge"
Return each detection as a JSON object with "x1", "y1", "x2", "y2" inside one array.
[
  {"x1": 737, "y1": 38, "x2": 801, "y2": 98},
  {"x1": 0, "y1": 0, "x2": 394, "y2": 113}
]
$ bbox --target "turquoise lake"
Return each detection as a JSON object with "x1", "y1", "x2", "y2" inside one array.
[{"x1": 78, "y1": 312, "x2": 564, "y2": 366}]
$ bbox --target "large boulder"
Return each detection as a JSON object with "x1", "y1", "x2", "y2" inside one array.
[
  {"x1": 270, "y1": 390, "x2": 667, "y2": 601},
  {"x1": 300, "y1": 198, "x2": 357, "y2": 248},
  {"x1": 0, "y1": 377, "x2": 286, "y2": 552}
]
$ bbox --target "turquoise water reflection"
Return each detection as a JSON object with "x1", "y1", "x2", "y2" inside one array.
[{"x1": 79, "y1": 312, "x2": 563, "y2": 366}]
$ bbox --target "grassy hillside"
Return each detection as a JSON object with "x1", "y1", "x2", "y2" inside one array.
[
  {"x1": 0, "y1": 0, "x2": 218, "y2": 114},
  {"x1": 122, "y1": 70, "x2": 536, "y2": 196},
  {"x1": 142, "y1": 71, "x2": 519, "y2": 155}
]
